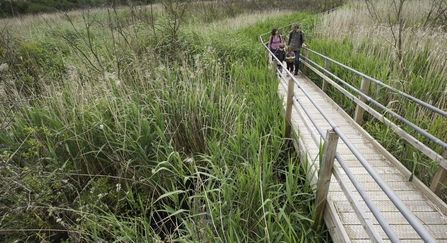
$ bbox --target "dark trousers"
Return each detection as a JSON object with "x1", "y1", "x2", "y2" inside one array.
[
  {"x1": 270, "y1": 48, "x2": 277, "y2": 60},
  {"x1": 294, "y1": 50, "x2": 301, "y2": 74},
  {"x1": 286, "y1": 62, "x2": 294, "y2": 73}
]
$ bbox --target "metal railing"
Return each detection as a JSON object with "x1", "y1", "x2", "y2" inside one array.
[
  {"x1": 299, "y1": 49, "x2": 447, "y2": 191},
  {"x1": 259, "y1": 27, "x2": 446, "y2": 242}
]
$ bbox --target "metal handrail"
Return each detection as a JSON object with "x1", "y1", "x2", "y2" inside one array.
[
  {"x1": 260, "y1": 29, "x2": 441, "y2": 242},
  {"x1": 304, "y1": 48, "x2": 447, "y2": 118},
  {"x1": 288, "y1": 83, "x2": 395, "y2": 242},
  {"x1": 287, "y1": 76, "x2": 434, "y2": 242},
  {"x1": 301, "y1": 51, "x2": 447, "y2": 151},
  {"x1": 301, "y1": 55, "x2": 447, "y2": 168}
]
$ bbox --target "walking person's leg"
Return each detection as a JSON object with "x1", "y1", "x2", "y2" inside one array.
[
  {"x1": 294, "y1": 50, "x2": 300, "y2": 75},
  {"x1": 286, "y1": 62, "x2": 292, "y2": 76}
]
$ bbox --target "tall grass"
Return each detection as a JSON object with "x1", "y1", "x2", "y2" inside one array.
[
  {"x1": 307, "y1": 0, "x2": 447, "y2": 185},
  {"x1": 0, "y1": 5, "x2": 329, "y2": 243}
]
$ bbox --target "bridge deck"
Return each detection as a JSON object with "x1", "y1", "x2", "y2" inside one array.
[{"x1": 277, "y1": 72, "x2": 447, "y2": 242}]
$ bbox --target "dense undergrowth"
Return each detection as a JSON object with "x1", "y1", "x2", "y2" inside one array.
[
  {"x1": 0, "y1": 3, "x2": 331, "y2": 243},
  {"x1": 2, "y1": 0, "x2": 444, "y2": 242}
]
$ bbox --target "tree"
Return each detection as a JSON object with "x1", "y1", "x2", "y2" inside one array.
[
  {"x1": 365, "y1": 0, "x2": 407, "y2": 76},
  {"x1": 161, "y1": 0, "x2": 192, "y2": 53},
  {"x1": 423, "y1": 0, "x2": 447, "y2": 29}
]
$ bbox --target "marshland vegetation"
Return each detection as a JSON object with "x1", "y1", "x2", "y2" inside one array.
[{"x1": 0, "y1": 0, "x2": 446, "y2": 242}]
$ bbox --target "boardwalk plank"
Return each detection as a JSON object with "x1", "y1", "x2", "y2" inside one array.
[{"x1": 277, "y1": 73, "x2": 447, "y2": 242}]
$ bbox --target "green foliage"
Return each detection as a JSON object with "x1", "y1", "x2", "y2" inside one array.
[
  {"x1": 6, "y1": 40, "x2": 65, "y2": 96},
  {"x1": 0, "y1": 5, "x2": 332, "y2": 243},
  {"x1": 0, "y1": 129, "x2": 76, "y2": 242}
]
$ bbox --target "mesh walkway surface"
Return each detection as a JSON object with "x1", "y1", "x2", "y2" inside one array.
[{"x1": 277, "y1": 71, "x2": 447, "y2": 242}]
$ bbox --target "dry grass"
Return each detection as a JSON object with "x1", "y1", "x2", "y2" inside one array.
[
  {"x1": 0, "y1": 4, "x2": 163, "y2": 39},
  {"x1": 316, "y1": 0, "x2": 447, "y2": 43},
  {"x1": 314, "y1": 0, "x2": 447, "y2": 94},
  {"x1": 189, "y1": 9, "x2": 294, "y2": 34}
]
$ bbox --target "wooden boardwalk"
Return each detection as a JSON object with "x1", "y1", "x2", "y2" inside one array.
[{"x1": 277, "y1": 72, "x2": 447, "y2": 242}]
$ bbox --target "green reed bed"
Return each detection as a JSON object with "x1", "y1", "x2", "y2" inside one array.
[
  {"x1": 305, "y1": 37, "x2": 446, "y2": 184},
  {"x1": 0, "y1": 7, "x2": 329, "y2": 243},
  {"x1": 306, "y1": 0, "x2": 447, "y2": 186}
]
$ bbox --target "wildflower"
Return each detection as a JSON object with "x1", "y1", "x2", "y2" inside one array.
[{"x1": 116, "y1": 183, "x2": 121, "y2": 192}]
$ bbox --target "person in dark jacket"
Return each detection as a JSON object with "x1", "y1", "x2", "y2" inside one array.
[
  {"x1": 274, "y1": 43, "x2": 286, "y2": 71},
  {"x1": 287, "y1": 23, "x2": 306, "y2": 75}
]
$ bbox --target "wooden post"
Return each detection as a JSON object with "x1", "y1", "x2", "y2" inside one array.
[
  {"x1": 354, "y1": 77, "x2": 370, "y2": 125},
  {"x1": 430, "y1": 151, "x2": 447, "y2": 197},
  {"x1": 322, "y1": 59, "x2": 330, "y2": 93},
  {"x1": 313, "y1": 129, "x2": 339, "y2": 229},
  {"x1": 284, "y1": 77, "x2": 295, "y2": 138}
]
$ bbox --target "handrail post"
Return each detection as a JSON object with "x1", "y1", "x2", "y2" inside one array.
[
  {"x1": 284, "y1": 77, "x2": 295, "y2": 138},
  {"x1": 430, "y1": 151, "x2": 447, "y2": 197},
  {"x1": 354, "y1": 77, "x2": 370, "y2": 125},
  {"x1": 322, "y1": 59, "x2": 330, "y2": 92},
  {"x1": 313, "y1": 129, "x2": 339, "y2": 229}
]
